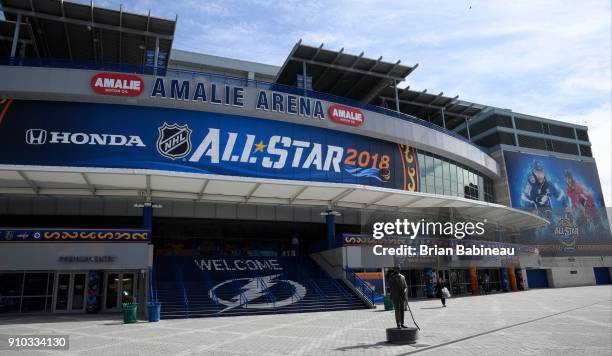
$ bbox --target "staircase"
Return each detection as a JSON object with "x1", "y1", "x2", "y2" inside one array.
[{"x1": 153, "y1": 256, "x2": 368, "y2": 319}]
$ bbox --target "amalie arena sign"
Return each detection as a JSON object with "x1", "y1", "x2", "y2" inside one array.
[
  {"x1": 0, "y1": 91, "x2": 419, "y2": 192},
  {"x1": 90, "y1": 72, "x2": 365, "y2": 127}
]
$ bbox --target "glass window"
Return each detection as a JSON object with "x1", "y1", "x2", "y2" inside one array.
[
  {"x1": 442, "y1": 161, "x2": 450, "y2": 180},
  {"x1": 434, "y1": 158, "x2": 443, "y2": 178},
  {"x1": 434, "y1": 158, "x2": 443, "y2": 194},
  {"x1": 0, "y1": 273, "x2": 23, "y2": 296},
  {"x1": 425, "y1": 155, "x2": 435, "y2": 193},
  {"x1": 21, "y1": 297, "x2": 46, "y2": 313},
  {"x1": 23, "y1": 273, "x2": 49, "y2": 296},
  {"x1": 418, "y1": 153, "x2": 426, "y2": 189},
  {"x1": 0, "y1": 273, "x2": 23, "y2": 313}
]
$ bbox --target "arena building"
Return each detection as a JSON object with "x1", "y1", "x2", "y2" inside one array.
[{"x1": 0, "y1": 0, "x2": 610, "y2": 318}]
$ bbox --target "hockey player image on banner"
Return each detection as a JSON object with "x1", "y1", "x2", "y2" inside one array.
[
  {"x1": 564, "y1": 170, "x2": 603, "y2": 233},
  {"x1": 520, "y1": 160, "x2": 565, "y2": 222}
]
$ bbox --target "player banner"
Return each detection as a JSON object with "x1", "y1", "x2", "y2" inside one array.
[
  {"x1": 503, "y1": 150, "x2": 611, "y2": 256},
  {"x1": 0, "y1": 100, "x2": 419, "y2": 192}
]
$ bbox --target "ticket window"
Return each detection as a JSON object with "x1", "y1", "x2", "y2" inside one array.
[{"x1": 103, "y1": 272, "x2": 137, "y2": 311}]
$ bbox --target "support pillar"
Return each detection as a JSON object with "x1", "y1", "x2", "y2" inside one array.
[
  {"x1": 394, "y1": 80, "x2": 400, "y2": 114},
  {"x1": 326, "y1": 213, "x2": 336, "y2": 250},
  {"x1": 508, "y1": 266, "x2": 518, "y2": 291},
  {"x1": 153, "y1": 36, "x2": 160, "y2": 76},
  {"x1": 517, "y1": 267, "x2": 527, "y2": 290},
  {"x1": 302, "y1": 60, "x2": 308, "y2": 96},
  {"x1": 500, "y1": 268, "x2": 510, "y2": 292},
  {"x1": 441, "y1": 108, "x2": 446, "y2": 128},
  {"x1": 424, "y1": 267, "x2": 434, "y2": 297},
  {"x1": 10, "y1": 13, "x2": 22, "y2": 61},
  {"x1": 142, "y1": 204, "x2": 153, "y2": 232},
  {"x1": 469, "y1": 266, "x2": 479, "y2": 295}
]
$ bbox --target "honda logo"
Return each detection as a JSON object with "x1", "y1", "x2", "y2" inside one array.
[{"x1": 26, "y1": 129, "x2": 47, "y2": 145}]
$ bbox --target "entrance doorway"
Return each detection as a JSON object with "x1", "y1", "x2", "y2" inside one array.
[
  {"x1": 53, "y1": 272, "x2": 87, "y2": 313},
  {"x1": 103, "y1": 272, "x2": 137, "y2": 311}
]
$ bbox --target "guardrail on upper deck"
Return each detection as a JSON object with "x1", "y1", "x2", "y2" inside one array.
[{"x1": 0, "y1": 56, "x2": 481, "y2": 150}]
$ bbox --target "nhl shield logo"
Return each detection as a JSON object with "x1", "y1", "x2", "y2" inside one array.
[{"x1": 156, "y1": 123, "x2": 192, "y2": 160}]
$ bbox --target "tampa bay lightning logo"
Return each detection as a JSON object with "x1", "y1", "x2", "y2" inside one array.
[
  {"x1": 209, "y1": 274, "x2": 306, "y2": 312},
  {"x1": 156, "y1": 123, "x2": 192, "y2": 160}
]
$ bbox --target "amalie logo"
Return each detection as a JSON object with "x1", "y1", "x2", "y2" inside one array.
[
  {"x1": 91, "y1": 73, "x2": 144, "y2": 97},
  {"x1": 327, "y1": 104, "x2": 365, "y2": 127}
]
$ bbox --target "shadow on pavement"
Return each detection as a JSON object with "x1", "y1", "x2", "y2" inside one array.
[
  {"x1": 335, "y1": 341, "x2": 430, "y2": 351},
  {"x1": 0, "y1": 313, "x2": 123, "y2": 325}
]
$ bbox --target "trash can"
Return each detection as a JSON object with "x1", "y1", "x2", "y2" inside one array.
[
  {"x1": 122, "y1": 303, "x2": 138, "y2": 324},
  {"x1": 383, "y1": 294, "x2": 394, "y2": 311},
  {"x1": 147, "y1": 302, "x2": 161, "y2": 322}
]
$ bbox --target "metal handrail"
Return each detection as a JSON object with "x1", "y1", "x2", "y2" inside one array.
[
  {"x1": 344, "y1": 268, "x2": 376, "y2": 304},
  {"x1": 248, "y1": 268, "x2": 276, "y2": 307},
  {"x1": 300, "y1": 268, "x2": 327, "y2": 300},
  {"x1": 225, "y1": 268, "x2": 249, "y2": 309},
  {"x1": 0, "y1": 56, "x2": 482, "y2": 150}
]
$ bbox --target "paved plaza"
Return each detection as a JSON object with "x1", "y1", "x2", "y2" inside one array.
[{"x1": 0, "y1": 285, "x2": 610, "y2": 355}]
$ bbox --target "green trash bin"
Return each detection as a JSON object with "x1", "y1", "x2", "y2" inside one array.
[
  {"x1": 122, "y1": 303, "x2": 138, "y2": 324},
  {"x1": 383, "y1": 294, "x2": 394, "y2": 311}
]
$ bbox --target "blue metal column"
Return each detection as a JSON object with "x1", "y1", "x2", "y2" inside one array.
[
  {"x1": 326, "y1": 213, "x2": 336, "y2": 250},
  {"x1": 143, "y1": 205, "x2": 153, "y2": 232},
  {"x1": 500, "y1": 268, "x2": 510, "y2": 292},
  {"x1": 424, "y1": 268, "x2": 434, "y2": 297}
]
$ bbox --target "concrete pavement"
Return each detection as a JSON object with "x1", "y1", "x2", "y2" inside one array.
[{"x1": 0, "y1": 285, "x2": 610, "y2": 355}]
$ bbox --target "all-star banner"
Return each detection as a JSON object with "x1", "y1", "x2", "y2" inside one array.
[
  {"x1": 504, "y1": 150, "x2": 612, "y2": 256},
  {"x1": 0, "y1": 100, "x2": 419, "y2": 191}
]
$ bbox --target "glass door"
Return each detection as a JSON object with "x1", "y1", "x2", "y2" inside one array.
[
  {"x1": 104, "y1": 272, "x2": 137, "y2": 311},
  {"x1": 71, "y1": 274, "x2": 86, "y2": 311},
  {"x1": 53, "y1": 272, "x2": 87, "y2": 313},
  {"x1": 104, "y1": 273, "x2": 120, "y2": 311},
  {"x1": 54, "y1": 274, "x2": 70, "y2": 312}
]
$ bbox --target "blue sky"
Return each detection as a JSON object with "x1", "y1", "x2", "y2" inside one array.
[{"x1": 87, "y1": 0, "x2": 610, "y2": 204}]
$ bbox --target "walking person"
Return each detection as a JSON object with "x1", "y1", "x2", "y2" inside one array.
[{"x1": 435, "y1": 277, "x2": 448, "y2": 307}]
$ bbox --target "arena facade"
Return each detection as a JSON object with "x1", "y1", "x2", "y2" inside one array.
[{"x1": 0, "y1": 0, "x2": 610, "y2": 318}]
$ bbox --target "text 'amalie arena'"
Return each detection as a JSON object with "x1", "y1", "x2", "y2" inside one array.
[{"x1": 0, "y1": 0, "x2": 610, "y2": 318}]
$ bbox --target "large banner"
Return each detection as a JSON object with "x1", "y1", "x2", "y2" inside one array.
[
  {"x1": 503, "y1": 150, "x2": 611, "y2": 256},
  {"x1": 0, "y1": 100, "x2": 419, "y2": 191}
]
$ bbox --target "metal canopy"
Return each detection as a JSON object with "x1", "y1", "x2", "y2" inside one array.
[
  {"x1": 0, "y1": 165, "x2": 548, "y2": 232},
  {"x1": 377, "y1": 86, "x2": 487, "y2": 130},
  {"x1": 275, "y1": 40, "x2": 417, "y2": 103},
  {"x1": 0, "y1": 0, "x2": 176, "y2": 66}
]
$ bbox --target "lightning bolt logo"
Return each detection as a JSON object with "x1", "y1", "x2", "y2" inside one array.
[{"x1": 209, "y1": 274, "x2": 307, "y2": 312}]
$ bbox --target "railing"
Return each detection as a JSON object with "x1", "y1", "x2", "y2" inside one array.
[
  {"x1": 200, "y1": 264, "x2": 219, "y2": 306},
  {"x1": 300, "y1": 268, "x2": 327, "y2": 301},
  {"x1": 174, "y1": 258, "x2": 190, "y2": 313},
  {"x1": 0, "y1": 56, "x2": 482, "y2": 149},
  {"x1": 247, "y1": 268, "x2": 277, "y2": 307},
  {"x1": 149, "y1": 266, "x2": 158, "y2": 303},
  {"x1": 225, "y1": 268, "x2": 249, "y2": 310},
  {"x1": 344, "y1": 268, "x2": 376, "y2": 305}
]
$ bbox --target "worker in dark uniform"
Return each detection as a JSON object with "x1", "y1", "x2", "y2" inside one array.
[{"x1": 388, "y1": 266, "x2": 408, "y2": 329}]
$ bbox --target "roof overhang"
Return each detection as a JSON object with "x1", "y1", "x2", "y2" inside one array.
[
  {"x1": 377, "y1": 87, "x2": 487, "y2": 130},
  {"x1": 0, "y1": 0, "x2": 176, "y2": 66},
  {"x1": 0, "y1": 165, "x2": 548, "y2": 231},
  {"x1": 275, "y1": 40, "x2": 417, "y2": 103}
]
